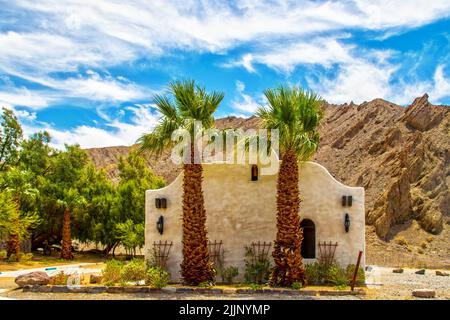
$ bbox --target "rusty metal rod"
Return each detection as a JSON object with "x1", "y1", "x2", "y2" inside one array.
[{"x1": 351, "y1": 250, "x2": 363, "y2": 291}]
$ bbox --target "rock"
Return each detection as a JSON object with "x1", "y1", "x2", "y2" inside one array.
[
  {"x1": 412, "y1": 289, "x2": 435, "y2": 298},
  {"x1": 415, "y1": 269, "x2": 426, "y2": 275},
  {"x1": 393, "y1": 268, "x2": 404, "y2": 273},
  {"x1": 436, "y1": 270, "x2": 449, "y2": 276},
  {"x1": 89, "y1": 274, "x2": 103, "y2": 284},
  {"x1": 15, "y1": 271, "x2": 50, "y2": 288}
]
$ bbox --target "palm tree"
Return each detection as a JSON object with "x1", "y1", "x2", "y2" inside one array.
[
  {"x1": 1, "y1": 168, "x2": 39, "y2": 259},
  {"x1": 138, "y1": 79, "x2": 224, "y2": 285},
  {"x1": 58, "y1": 188, "x2": 85, "y2": 260},
  {"x1": 257, "y1": 85, "x2": 323, "y2": 287}
]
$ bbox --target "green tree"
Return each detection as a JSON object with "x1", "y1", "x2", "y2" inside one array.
[
  {"x1": 0, "y1": 170, "x2": 40, "y2": 259},
  {"x1": 138, "y1": 79, "x2": 223, "y2": 285},
  {"x1": 257, "y1": 85, "x2": 323, "y2": 287},
  {"x1": 45, "y1": 145, "x2": 88, "y2": 259},
  {"x1": 113, "y1": 151, "x2": 164, "y2": 257},
  {"x1": 0, "y1": 107, "x2": 23, "y2": 171}
]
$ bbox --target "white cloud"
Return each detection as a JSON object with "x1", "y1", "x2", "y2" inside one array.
[
  {"x1": 26, "y1": 104, "x2": 160, "y2": 149},
  {"x1": 231, "y1": 80, "x2": 261, "y2": 114},
  {"x1": 0, "y1": 87, "x2": 55, "y2": 108}
]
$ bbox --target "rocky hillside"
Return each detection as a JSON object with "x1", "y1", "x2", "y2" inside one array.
[{"x1": 86, "y1": 95, "x2": 449, "y2": 246}]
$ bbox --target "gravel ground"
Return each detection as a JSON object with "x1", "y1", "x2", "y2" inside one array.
[{"x1": 365, "y1": 266, "x2": 450, "y2": 299}]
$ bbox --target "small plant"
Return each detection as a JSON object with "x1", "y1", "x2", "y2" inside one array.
[
  {"x1": 394, "y1": 236, "x2": 408, "y2": 246},
  {"x1": 19, "y1": 253, "x2": 33, "y2": 262},
  {"x1": 426, "y1": 236, "x2": 433, "y2": 243},
  {"x1": 249, "y1": 283, "x2": 263, "y2": 290},
  {"x1": 7, "y1": 253, "x2": 18, "y2": 262},
  {"x1": 120, "y1": 259, "x2": 147, "y2": 284},
  {"x1": 328, "y1": 265, "x2": 349, "y2": 287},
  {"x1": 221, "y1": 266, "x2": 239, "y2": 284},
  {"x1": 198, "y1": 281, "x2": 213, "y2": 288},
  {"x1": 0, "y1": 250, "x2": 6, "y2": 260},
  {"x1": 420, "y1": 241, "x2": 427, "y2": 249},
  {"x1": 243, "y1": 245, "x2": 271, "y2": 284},
  {"x1": 145, "y1": 266, "x2": 169, "y2": 289},
  {"x1": 292, "y1": 281, "x2": 302, "y2": 290},
  {"x1": 305, "y1": 261, "x2": 329, "y2": 285},
  {"x1": 50, "y1": 271, "x2": 69, "y2": 285},
  {"x1": 334, "y1": 284, "x2": 347, "y2": 290},
  {"x1": 418, "y1": 248, "x2": 424, "y2": 254},
  {"x1": 102, "y1": 259, "x2": 124, "y2": 286}
]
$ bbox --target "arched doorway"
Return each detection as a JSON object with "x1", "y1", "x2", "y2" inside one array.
[{"x1": 300, "y1": 219, "x2": 315, "y2": 258}]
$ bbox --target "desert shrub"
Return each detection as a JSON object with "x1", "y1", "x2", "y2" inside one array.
[
  {"x1": 0, "y1": 250, "x2": 6, "y2": 260},
  {"x1": 120, "y1": 259, "x2": 147, "y2": 284},
  {"x1": 145, "y1": 267, "x2": 169, "y2": 288},
  {"x1": 328, "y1": 265, "x2": 349, "y2": 287},
  {"x1": 243, "y1": 246, "x2": 271, "y2": 284},
  {"x1": 345, "y1": 264, "x2": 365, "y2": 285},
  {"x1": 292, "y1": 281, "x2": 302, "y2": 290},
  {"x1": 7, "y1": 254, "x2": 18, "y2": 262},
  {"x1": 19, "y1": 253, "x2": 33, "y2": 262},
  {"x1": 102, "y1": 259, "x2": 124, "y2": 286},
  {"x1": 394, "y1": 236, "x2": 408, "y2": 246},
  {"x1": 50, "y1": 271, "x2": 69, "y2": 285},
  {"x1": 420, "y1": 241, "x2": 428, "y2": 249},
  {"x1": 221, "y1": 266, "x2": 239, "y2": 284},
  {"x1": 305, "y1": 262, "x2": 329, "y2": 285},
  {"x1": 426, "y1": 236, "x2": 433, "y2": 243},
  {"x1": 418, "y1": 248, "x2": 424, "y2": 254},
  {"x1": 249, "y1": 283, "x2": 263, "y2": 290}
]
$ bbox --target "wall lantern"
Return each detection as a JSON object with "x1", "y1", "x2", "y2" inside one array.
[
  {"x1": 251, "y1": 165, "x2": 258, "y2": 181},
  {"x1": 155, "y1": 198, "x2": 167, "y2": 209},
  {"x1": 344, "y1": 213, "x2": 350, "y2": 233},
  {"x1": 156, "y1": 215, "x2": 164, "y2": 235},
  {"x1": 342, "y1": 195, "x2": 353, "y2": 207}
]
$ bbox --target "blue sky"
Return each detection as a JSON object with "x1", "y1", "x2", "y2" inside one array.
[{"x1": 0, "y1": 0, "x2": 449, "y2": 149}]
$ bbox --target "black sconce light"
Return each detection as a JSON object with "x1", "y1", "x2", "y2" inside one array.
[
  {"x1": 156, "y1": 215, "x2": 164, "y2": 235},
  {"x1": 347, "y1": 196, "x2": 353, "y2": 207},
  {"x1": 251, "y1": 165, "x2": 258, "y2": 181},
  {"x1": 344, "y1": 213, "x2": 350, "y2": 233},
  {"x1": 155, "y1": 198, "x2": 167, "y2": 209},
  {"x1": 342, "y1": 195, "x2": 353, "y2": 207}
]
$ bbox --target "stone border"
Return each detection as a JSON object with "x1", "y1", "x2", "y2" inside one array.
[{"x1": 23, "y1": 285, "x2": 365, "y2": 296}]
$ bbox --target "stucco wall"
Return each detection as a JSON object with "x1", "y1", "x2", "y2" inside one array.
[{"x1": 145, "y1": 161, "x2": 365, "y2": 281}]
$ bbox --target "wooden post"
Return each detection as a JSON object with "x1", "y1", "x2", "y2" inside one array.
[{"x1": 351, "y1": 250, "x2": 363, "y2": 291}]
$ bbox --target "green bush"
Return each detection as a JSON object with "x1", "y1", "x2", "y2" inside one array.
[
  {"x1": 243, "y1": 246, "x2": 271, "y2": 284},
  {"x1": 345, "y1": 264, "x2": 365, "y2": 286},
  {"x1": 120, "y1": 259, "x2": 147, "y2": 284},
  {"x1": 19, "y1": 253, "x2": 33, "y2": 262},
  {"x1": 145, "y1": 267, "x2": 169, "y2": 288},
  {"x1": 249, "y1": 283, "x2": 263, "y2": 290},
  {"x1": 222, "y1": 266, "x2": 239, "y2": 284},
  {"x1": 7, "y1": 253, "x2": 18, "y2": 262},
  {"x1": 292, "y1": 281, "x2": 302, "y2": 290},
  {"x1": 305, "y1": 262, "x2": 328, "y2": 285},
  {"x1": 50, "y1": 271, "x2": 69, "y2": 285},
  {"x1": 0, "y1": 250, "x2": 6, "y2": 260},
  {"x1": 328, "y1": 265, "x2": 349, "y2": 287},
  {"x1": 102, "y1": 259, "x2": 124, "y2": 286}
]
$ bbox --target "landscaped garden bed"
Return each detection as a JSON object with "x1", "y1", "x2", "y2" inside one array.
[{"x1": 22, "y1": 284, "x2": 365, "y2": 296}]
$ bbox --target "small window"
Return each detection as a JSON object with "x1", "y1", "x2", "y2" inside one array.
[{"x1": 300, "y1": 219, "x2": 316, "y2": 259}]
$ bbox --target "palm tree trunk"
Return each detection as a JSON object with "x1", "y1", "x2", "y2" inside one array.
[
  {"x1": 6, "y1": 233, "x2": 20, "y2": 260},
  {"x1": 180, "y1": 153, "x2": 214, "y2": 285},
  {"x1": 270, "y1": 150, "x2": 306, "y2": 287},
  {"x1": 61, "y1": 208, "x2": 73, "y2": 260}
]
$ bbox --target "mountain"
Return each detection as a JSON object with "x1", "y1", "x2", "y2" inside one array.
[{"x1": 86, "y1": 95, "x2": 449, "y2": 267}]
